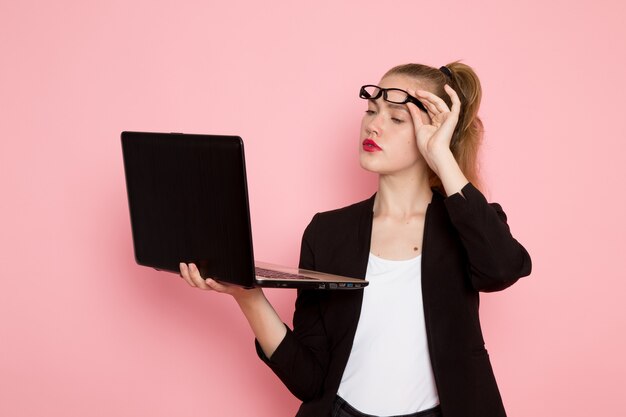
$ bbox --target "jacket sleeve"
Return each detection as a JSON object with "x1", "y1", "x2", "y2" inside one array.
[
  {"x1": 444, "y1": 182, "x2": 532, "y2": 292},
  {"x1": 254, "y1": 213, "x2": 329, "y2": 401}
]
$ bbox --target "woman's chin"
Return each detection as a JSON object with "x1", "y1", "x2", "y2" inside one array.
[{"x1": 359, "y1": 159, "x2": 386, "y2": 175}]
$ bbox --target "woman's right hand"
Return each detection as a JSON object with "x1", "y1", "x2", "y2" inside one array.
[{"x1": 178, "y1": 262, "x2": 262, "y2": 302}]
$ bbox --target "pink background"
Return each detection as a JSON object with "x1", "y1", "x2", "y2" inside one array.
[{"x1": 1, "y1": 0, "x2": 625, "y2": 415}]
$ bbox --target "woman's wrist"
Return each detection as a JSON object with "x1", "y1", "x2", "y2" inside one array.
[
  {"x1": 234, "y1": 287, "x2": 267, "y2": 310},
  {"x1": 425, "y1": 148, "x2": 452, "y2": 173},
  {"x1": 430, "y1": 151, "x2": 469, "y2": 197}
]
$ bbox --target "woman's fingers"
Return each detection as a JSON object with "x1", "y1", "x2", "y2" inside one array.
[
  {"x1": 179, "y1": 262, "x2": 211, "y2": 290},
  {"x1": 179, "y1": 261, "x2": 239, "y2": 294},
  {"x1": 406, "y1": 101, "x2": 424, "y2": 129},
  {"x1": 179, "y1": 262, "x2": 253, "y2": 296},
  {"x1": 445, "y1": 84, "x2": 461, "y2": 116},
  {"x1": 407, "y1": 89, "x2": 432, "y2": 126},
  {"x1": 188, "y1": 263, "x2": 210, "y2": 289},
  {"x1": 415, "y1": 88, "x2": 452, "y2": 115},
  {"x1": 413, "y1": 91, "x2": 440, "y2": 111},
  {"x1": 179, "y1": 262, "x2": 197, "y2": 287},
  {"x1": 205, "y1": 278, "x2": 232, "y2": 293}
]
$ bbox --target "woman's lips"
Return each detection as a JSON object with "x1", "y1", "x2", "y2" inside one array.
[{"x1": 362, "y1": 138, "x2": 382, "y2": 152}]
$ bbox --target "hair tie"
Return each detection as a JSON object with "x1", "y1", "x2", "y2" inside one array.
[{"x1": 439, "y1": 66, "x2": 453, "y2": 78}]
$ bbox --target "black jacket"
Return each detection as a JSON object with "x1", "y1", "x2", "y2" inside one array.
[{"x1": 256, "y1": 183, "x2": 532, "y2": 417}]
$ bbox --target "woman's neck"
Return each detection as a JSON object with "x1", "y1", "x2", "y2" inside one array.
[{"x1": 374, "y1": 169, "x2": 433, "y2": 219}]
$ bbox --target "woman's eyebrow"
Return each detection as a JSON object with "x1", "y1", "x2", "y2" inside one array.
[
  {"x1": 386, "y1": 103, "x2": 409, "y2": 113},
  {"x1": 368, "y1": 99, "x2": 409, "y2": 113}
]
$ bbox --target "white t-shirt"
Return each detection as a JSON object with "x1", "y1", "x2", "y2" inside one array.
[{"x1": 337, "y1": 253, "x2": 439, "y2": 416}]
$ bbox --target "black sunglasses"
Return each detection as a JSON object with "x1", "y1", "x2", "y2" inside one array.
[{"x1": 359, "y1": 85, "x2": 427, "y2": 113}]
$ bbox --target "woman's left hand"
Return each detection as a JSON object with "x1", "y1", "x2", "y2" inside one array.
[{"x1": 406, "y1": 84, "x2": 461, "y2": 176}]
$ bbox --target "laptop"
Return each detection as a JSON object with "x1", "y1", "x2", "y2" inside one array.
[{"x1": 121, "y1": 131, "x2": 368, "y2": 290}]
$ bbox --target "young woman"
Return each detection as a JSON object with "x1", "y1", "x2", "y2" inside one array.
[{"x1": 179, "y1": 62, "x2": 532, "y2": 417}]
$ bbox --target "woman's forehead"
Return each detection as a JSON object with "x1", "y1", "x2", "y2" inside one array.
[{"x1": 379, "y1": 74, "x2": 427, "y2": 91}]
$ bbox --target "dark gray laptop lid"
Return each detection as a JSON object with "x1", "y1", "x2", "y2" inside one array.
[{"x1": 121, "y1": 131, "x2": 256, "y2": 287}]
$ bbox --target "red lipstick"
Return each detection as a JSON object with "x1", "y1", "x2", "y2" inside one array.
[{"x1": 362, "y1": 138, "x2": 382, "y2": 152}]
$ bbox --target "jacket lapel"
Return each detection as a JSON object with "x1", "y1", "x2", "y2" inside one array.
[{"x1": 356, "y1": 193, "x2": 377, "y2": 278}]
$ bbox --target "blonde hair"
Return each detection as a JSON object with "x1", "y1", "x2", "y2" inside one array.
[{"x1": 383, "y1": 61, "x2": 484, "y2": 192}]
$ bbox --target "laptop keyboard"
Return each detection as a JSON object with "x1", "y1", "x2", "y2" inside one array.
[{"x1": 255, "y1": 267, "x2": 319, "y2": 281}]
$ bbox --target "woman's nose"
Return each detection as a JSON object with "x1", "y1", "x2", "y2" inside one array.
[{"x1": 366, "y1": 114, "x2": 382, "y2": 136}]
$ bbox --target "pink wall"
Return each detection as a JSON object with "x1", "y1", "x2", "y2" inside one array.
[{"x1": 1, "y1": 0, "x2": 625, "y2": 415}]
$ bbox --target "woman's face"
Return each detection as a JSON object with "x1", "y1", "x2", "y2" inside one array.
[{"x1": 358, "y1": 74, "x2": 430, "y2": 176}]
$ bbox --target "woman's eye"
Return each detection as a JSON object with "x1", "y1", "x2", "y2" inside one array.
[
  {"x1": 391, "y1": 117, "x2": 404, "y2": 124},
  {"x1": 365, "y1": 110, "x2": 376, "y2": 115}
]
